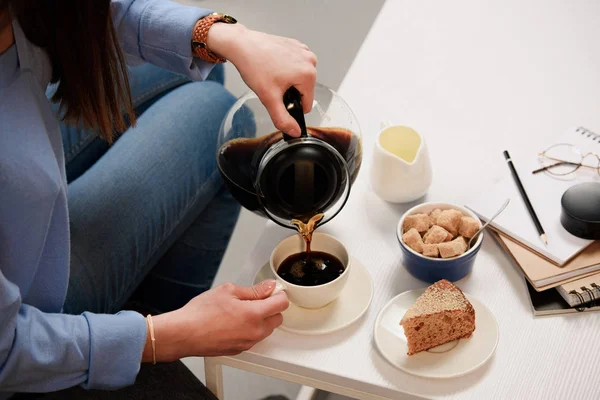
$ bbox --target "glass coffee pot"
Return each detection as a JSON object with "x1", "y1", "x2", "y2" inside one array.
[{"x1": 216, "y1": 83, "x2": 362, "y2": 229}]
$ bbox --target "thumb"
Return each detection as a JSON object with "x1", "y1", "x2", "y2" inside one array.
[
  {"x1": 262, "y1": 92, "x2": 301, "y2": 137},
  {"x1": 234, "y1": 280, "x2": 277, "y2": 300}
]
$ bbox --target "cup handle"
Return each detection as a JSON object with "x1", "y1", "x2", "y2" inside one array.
[
  {"x1": 269, "y1": 281, "x2": 286, "y2": 297},
  {"x1": 380, "y1": 119, "x2": 392, "y2": 130}
]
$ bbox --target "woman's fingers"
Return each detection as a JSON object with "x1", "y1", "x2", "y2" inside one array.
[
  {"x1": 297, "y1": 70, "x2": 317, "y2": 114},
  {"x1": 240, "y1": 291, "x2": 289, "y2": 321},
  {"x1": 296, "y1": 49, "x2": 317, "y2": 113},
  {"x1": 258, "y1": 292, "x2": 290, "y2": 317},
  {"x1": 305, "y1": 49, "x2": 317, "y2": 66},
  {"x1": 232, "y1": 280, "x2": 277, "y2": 300},
  {"x1": 263, "y1": 313, "x2": 284, "y2": 332},
  {"x1": 262, "y1": 91, "x2": 301, "y2": 137}
]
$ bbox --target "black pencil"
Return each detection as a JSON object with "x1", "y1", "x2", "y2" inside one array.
[{"x1": 503, "y1": 150, "x2": 547, "y2": 245}]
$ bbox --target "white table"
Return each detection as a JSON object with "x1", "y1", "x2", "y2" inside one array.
[{"x1": 205, "y1": 1, "x2": 600, "y2": 398}]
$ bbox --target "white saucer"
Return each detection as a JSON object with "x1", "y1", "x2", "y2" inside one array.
[
  {"x1": 374, "y1": 288, "x2": 499, "y2": 378},
  {"x1": 253, "y1": 257, "x2": 373, "y2": 335}
]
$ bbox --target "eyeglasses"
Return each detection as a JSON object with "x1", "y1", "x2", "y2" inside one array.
[{"x1": 533, "y1": 143, "x2": 600, "y2": 177}]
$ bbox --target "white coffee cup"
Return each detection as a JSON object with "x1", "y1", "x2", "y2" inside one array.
[
  {"x1": 370, "y1": 121, "x2": 433, "y2": 203},
  {"x1": 269, "y1": 232, "x2": 351, "y2": 309}
]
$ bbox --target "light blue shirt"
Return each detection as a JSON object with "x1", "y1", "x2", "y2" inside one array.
[{"x1": 0, "y1": 1, "x2": 213, "y2": 395}]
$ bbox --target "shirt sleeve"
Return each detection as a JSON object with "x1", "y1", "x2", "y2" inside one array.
[
  {"x1": 111, "y1": 0, "x2": 216, "y2": 81},
  {"x1": 0, "y1": 269, "x2": 147, "y2": 392}
]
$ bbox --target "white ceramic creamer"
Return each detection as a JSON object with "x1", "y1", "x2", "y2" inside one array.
[{"x1": 370, "y1": 121, "x2": 432, "y2": 203}]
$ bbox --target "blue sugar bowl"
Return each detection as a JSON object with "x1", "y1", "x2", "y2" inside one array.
[{"x1": 397, "y1": 202, "x2": 483, "y2": 283}]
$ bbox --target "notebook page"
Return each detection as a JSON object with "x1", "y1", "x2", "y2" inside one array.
[
  {"x1": 494, "y1": 232, "x2": 600, "y2": 287},
  {"x1": 466, "y1": 126, "x2": 597, "y2": 265}
]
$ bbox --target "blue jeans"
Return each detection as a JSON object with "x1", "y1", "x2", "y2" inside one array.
[{"x1": 55, "y1": 64, "x2": 240, "y2": 315}]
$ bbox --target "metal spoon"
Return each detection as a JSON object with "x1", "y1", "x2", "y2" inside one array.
[{"x1": 468, "y1": 198, "x2": 510, "y2": 249}]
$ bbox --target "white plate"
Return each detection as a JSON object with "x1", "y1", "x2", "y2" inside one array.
[
  {"x1": 374, "y1": 288, "x2": 499, "y2": 378},
  {"x1": 253, "y1": 257, "x2": 373, "y2": 335}
]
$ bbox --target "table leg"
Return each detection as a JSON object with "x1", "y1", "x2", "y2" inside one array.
[
  {"x1": 204, "y1": 357, "x2": 224, "y2": 399},
  {"x1": 296, "y1": 386, "x2": 319, "y2": 400}
]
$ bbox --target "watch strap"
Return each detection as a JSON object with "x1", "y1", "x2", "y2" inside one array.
[{"x1": 192, "y1": 13, "x2": 236, "y2": 64}]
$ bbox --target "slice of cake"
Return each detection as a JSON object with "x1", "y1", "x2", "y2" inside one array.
[{"x1": 400, "y1": 279, "x2": 475, "y2": 355}]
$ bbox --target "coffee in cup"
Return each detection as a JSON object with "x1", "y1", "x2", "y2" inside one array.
[
  {"x1": 277, "y1": 251, "x2": 345, "y2": 286},
  {"x1": 270, "y1": 232, "x2": 350, "y2": 309}
]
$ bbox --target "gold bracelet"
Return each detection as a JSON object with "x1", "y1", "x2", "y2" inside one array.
[{"x1": 146, "y1": 314, "x2": 156, "y2": 365}]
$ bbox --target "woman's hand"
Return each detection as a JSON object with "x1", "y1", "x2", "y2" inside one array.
[
  {"x1": 142, "y1": 280, "x2": 289, "y2": 362},
  {"x1": 207, "y1": 23, "x2": 317, "y2": 137}
]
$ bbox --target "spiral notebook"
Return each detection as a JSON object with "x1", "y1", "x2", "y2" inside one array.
[
  {"x1": 466, "y1": 126, "x2": 598, "y2": 265},
  {"x1": 556, "y1": 273, "x2": 600, "y2": 308},
  {"x1": 526, "y1": 279, "x2": 600, "y2": 316}
]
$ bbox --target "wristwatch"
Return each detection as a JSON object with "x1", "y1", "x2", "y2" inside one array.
[{"x1": 192, "y1": 12, "x2": 237, "y2": 63}]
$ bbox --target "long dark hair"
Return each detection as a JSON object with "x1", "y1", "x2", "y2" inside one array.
[{"x1": 3, "y1": 1, "x2": 136, "y2": 142}]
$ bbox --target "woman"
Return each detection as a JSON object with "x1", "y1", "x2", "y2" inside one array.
[{"x1": 0, "y1": 0, "x2": 317, "y2": 396}]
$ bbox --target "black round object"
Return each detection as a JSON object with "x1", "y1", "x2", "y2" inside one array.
[
  {"x1": 560, "y1": 182, "x2": 600, "y2": 240},
  {"x1": 259, "y1": 142, "x2": 346, "y2": 221}
]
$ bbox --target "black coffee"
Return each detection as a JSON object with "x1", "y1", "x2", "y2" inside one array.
[
  {"x1": 217, "y1": 127, "x2": 362, "y2": 221},
  {"x1": 277, "y1": 251, "x2": 345, "y2": 286}
]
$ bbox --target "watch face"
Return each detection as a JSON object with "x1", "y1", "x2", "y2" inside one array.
[{"x1": 212, "y1": 12, "x2": 237, "y2": 24}]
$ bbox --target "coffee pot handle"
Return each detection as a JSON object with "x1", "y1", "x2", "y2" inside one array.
[{"x1": 282, "y1": 86, "x2": 308, "y2": 141}]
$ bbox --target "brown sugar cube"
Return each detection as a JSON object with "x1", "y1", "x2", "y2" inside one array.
[
  {"x1": 403, "y1": 213, "x2": 434, "y2": 234},
  {"x1": 455, "y1": 236, "x2": 467, "y2": 250},
  {"x1": 429, "y1": 208, "x2": 443, "y2": 224},
  {"x1": 402, "y1": 228, "x2": 424, "y2": 253},
  {"x1": 459, "y1": 216, "x2": 480, "y2": 238},
  {"x1": 436, "y1": 209, "x2": 463, "y2": 237},
  {"x1": 438, "y1": 236, "x2": 468, "y2": 258},
  {"x1": 422, "y1": 243, "x2": 439, "y2": 258},
  {"x1": 423, "y1": 225, "x2": 453, "y2": 244}
]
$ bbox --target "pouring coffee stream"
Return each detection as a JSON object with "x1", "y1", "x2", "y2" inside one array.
[{"x1": 291, "y1": 213, "x2": 325, "y2": 254}]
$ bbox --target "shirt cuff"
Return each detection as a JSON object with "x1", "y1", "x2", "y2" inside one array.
[
  {"x1": 138, "y1": 2, "x2": 215, "y2": 81},
  {"x1": 81, "y1": 311, "x2": 147, "y2": 390}
]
